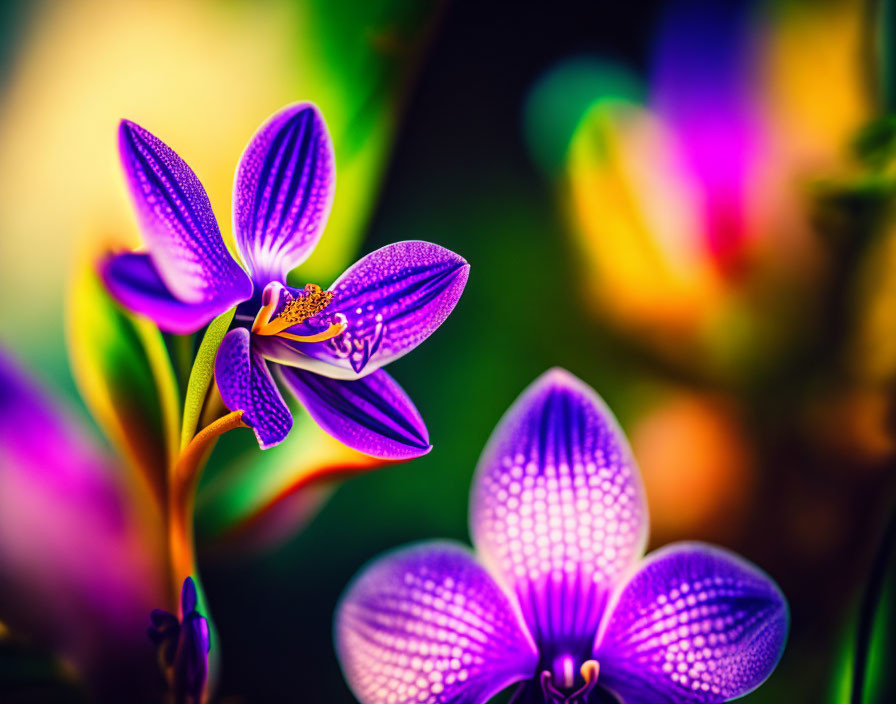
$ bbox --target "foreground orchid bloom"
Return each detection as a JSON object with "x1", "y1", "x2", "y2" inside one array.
[
  {"x1": 336, "y1": 369, "x2": 788, "y2": 704},
  {"x1": 102, "y1": 103, "x2": 469, "y2": 453},
  {"x1": 148, "y1": 577, "x2": 211, "y2": 704}
]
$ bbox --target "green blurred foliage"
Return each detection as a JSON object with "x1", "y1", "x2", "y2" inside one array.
[
  {"x1": 839, "y1": 507, "x2": 896, "y2": 704},
  {"x1": 523, "y1": 58, "x2": 642, "y2": 177},
  {"x1": 289, "y1": 0, "x2": 443, "y2": 284},
  {"x1": 67, "y1": 261, "x2": 179, "y2": 506}
]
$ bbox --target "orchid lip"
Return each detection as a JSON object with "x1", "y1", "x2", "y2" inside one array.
[
  {"x1": 540, "y1": 659, "x2": 600, "y2": 704},
  {"x1": 251, "y1": 282, "x2": 347, "y2": 343}
]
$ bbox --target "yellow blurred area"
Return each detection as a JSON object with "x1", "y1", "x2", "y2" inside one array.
[
  {"x1": 851, "y1": 223, "x2": 896, "y2": 384},
  {"x1": 749, "y1": 0, "x2": 872, "y2": 283},
  {"x1": 0, "y1": 0, "x2": 402, "y2": 360},
  {"x1": 758, "y1": 0, "x2": 870, "y2": 172},
  {"x1": 631, "y1": 391, "x2": 754, "y2": 542},
  {"x1": 566, "y1": 101, "x2": 727, "y2": 339}
]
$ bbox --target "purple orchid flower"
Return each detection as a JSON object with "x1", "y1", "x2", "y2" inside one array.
[
  {"x1": 335, "y1": 369, "x2": 788, "y2": 704},
  {"x1": 148, "y1": 577, "x2": 211, "y2": 704},
  {"x1": 101, "y1": 103, "x2": 469, "y2": 454}
]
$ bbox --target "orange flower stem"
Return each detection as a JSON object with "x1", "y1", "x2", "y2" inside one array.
[{"x1": 167, "y1": 410, "x2": 246, "y2": 607}]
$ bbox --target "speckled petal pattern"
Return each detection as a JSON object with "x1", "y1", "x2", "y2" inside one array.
[
  {"x1": 335, "y1": 542, "x2": 539, "y2": 704},
  {"x1": 233, "y1": 103, "x2": 335, "y2": 284},
  {"x1": 118, "y1": 120, "x2": 252, "y2": 314},
  {"x1": 469, "y1": 369, "x2": 648, "y2": 662},
  {"x1": 214, "y1": 328, "x2": 292, "y2": 449},
  {"x1": 261, "y1": 241, "x2": 469, "y2": 379},
  {"x1": 333, "y1": 369, "x2": 789, "y2": 704},
  {"x1": 277, "y1": 366, "x2": 431, "y2": 459},
  {"x1": 100, "y1": 252, "x2": 235, "y2": 334},
  {"x1": 595, "y1": 543, "x2": 788, "y2": 704}
]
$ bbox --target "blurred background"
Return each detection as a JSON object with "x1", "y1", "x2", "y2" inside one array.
[{"x1": 1, "y1": 0, "x2": 895, "y2": 702}]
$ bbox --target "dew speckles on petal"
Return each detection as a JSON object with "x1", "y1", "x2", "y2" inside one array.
[
  {"x1": 336, "y1": 544, "x2": 537, "y2": 704},
  {"x1": 320, "y1": 242, "x2": 469, "y2": 374},
  {"x1": 120, "y1": 120, "x2": 250, "y2": 306},
  {"x1": 214, "y1": 328, "x2": 292, "y2": 448},
  {"x1": 471, "y1": 370, "x2": 648, "y2": 660},
  {"x1": 597, "y1": 545, "x2": 788, "y2": 703}
]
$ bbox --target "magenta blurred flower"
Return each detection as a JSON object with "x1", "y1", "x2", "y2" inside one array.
[
  {"x1": 335, "y1": 369, "x2": 788, "y2": 704},
  {"x1": 102, "y1": 103, "x2": 469, "y2": 454},
  {"x1": 148, "y1": 577, "x2": 211, "y2": 704},
  {"x1": 0, "y1": 349, "x2": 165, "y2": 699}
]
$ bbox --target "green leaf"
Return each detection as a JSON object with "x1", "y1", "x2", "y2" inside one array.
[
  {"x1": 66, "y1": 255, "x2": 180, "y2": 505},
  {"x1": 839, "y1": 505, "x2": 896, "y2": 703},
  {"x1": 180, "y1": 308, "x2": 235, "y2": 450}
]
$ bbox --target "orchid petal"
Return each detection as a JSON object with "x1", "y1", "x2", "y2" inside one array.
[
  {"x1": 595, "y1": 543, "x2": 788, "y2": 703},
  {"x1": 233, "y1": 103, "x2": 335, "y2": 284},
  {"x1": 118, "y1": 119, "x2": 252, "y2": 320},
  {"x1": 0, "y1": 350, "x2": 165, "y2": 697},
  {"x1": 100, "y1": 252, "x2": 236, "y2": 335},
  {"x1": 469, "y1": 368, "x2": 649, "y2": 661},
  {"x1": 258, "y1": 241, "x2": 469, "y2": 379},
  {"x1": 335, "y1": 541, "x2": 539, "y2": 704},
  {"x1": 214, "y1": 328, "x2": 292, "y2": 449},
  {"x1": 277, "y1": 366, "x2": 430, "y2": 459}
]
